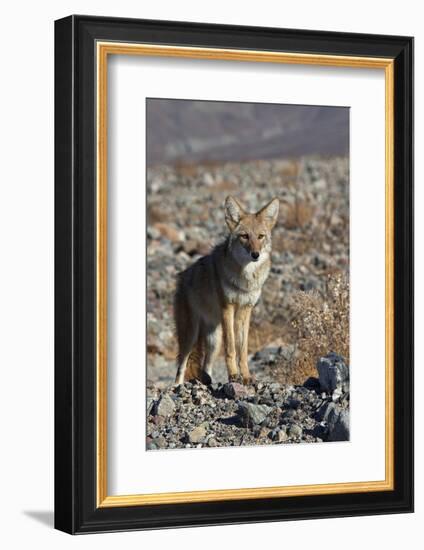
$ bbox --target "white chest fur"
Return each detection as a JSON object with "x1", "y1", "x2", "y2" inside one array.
[{"x1": 222, "y1": 255, "x2": 270, "y2": 307}]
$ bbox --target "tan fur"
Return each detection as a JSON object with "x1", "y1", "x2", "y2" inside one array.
[{"x1": 174, "y1": 196, "x2": 279, "y2": 385}]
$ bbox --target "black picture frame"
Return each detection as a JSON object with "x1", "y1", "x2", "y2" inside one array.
[{"x1": 55, "y1": 14, "x2": 414, "y2": 534}]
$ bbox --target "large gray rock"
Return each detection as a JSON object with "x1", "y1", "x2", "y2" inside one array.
[
  {"x1": 317, "y1": 353, "x2": 349, "y2": 399},
  {"x1": 327, "y1": 407, "x2": 350, "y2": 441},
  {"x1": 238, "y1": 402, "x2": 272, "y2": 427}
]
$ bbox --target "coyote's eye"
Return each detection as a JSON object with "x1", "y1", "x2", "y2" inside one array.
[
  {"x1": 240, "y1": 234, "x2": 249, "y2": 240},
  {"x1": 258, "y1": 234, "x2": 265, "y2": 240}
]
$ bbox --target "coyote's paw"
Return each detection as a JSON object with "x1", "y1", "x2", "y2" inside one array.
[
  {"x1": 242, "y1": 373, "x2": 256, "y2": 386},
  {"x1": 228, "y1": 374, "x2": 244, "y2": 384},
  {"x1": 199, "y1": 371, "x2": 212, "y2": 386}
]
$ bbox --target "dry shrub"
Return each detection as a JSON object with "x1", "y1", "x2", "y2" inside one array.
[
  {"x1": 272, "y1": 232, "x2": 314, "y2": 255},
  {"x1": 279, "y1": 160, "x2": 300, "y2": 179},
  {"x1": 147, "y1": 205, "x2": 170, "y2": 224},
  {"x1": 210, "y1": 180, "x2": 238, "y2": 193},
  {"x1": 281, "y1": 199, "x2": 315, "y2": 229},
  {"x1": 174, "y1": 160, "x2": 198, "y2": 178},
  {"x1": 248, "y1": 320, "x2": 290, "y2": 355},
  {"x1": 273, "y1": 272, "x2": 349, "y2": 385}
]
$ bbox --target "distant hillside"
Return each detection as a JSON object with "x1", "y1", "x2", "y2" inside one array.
[{"x1": 146, "y1": 99, "x2": 349, "y2": 165}]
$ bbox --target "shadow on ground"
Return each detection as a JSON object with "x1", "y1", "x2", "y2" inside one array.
[{"x1": 23, "y1": 510, "x2": 54, "y2": 528}]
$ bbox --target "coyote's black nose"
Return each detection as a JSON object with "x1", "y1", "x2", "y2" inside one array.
[{"x1": 251, "y1": 251, "x2": 260, "y2": 260}]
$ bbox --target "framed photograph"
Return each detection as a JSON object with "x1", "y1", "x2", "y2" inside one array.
[{"x1": 54, "y1": 15, "x2": 413, "y2": 534}]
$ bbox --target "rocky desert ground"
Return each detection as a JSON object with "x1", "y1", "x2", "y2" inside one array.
[{"x1": 146, "y1": 155, "x2": 350, "y2": 449}]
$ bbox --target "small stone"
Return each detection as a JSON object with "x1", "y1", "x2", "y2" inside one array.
[
  {"x1": 259, "y1": 427, "x2": 270, "y2": 438},
  {"x1": 315, "y1": 401, "x2": 336, "y2": 422},
  {"x1": 303, "y1": 377, "x2": 320, "y2": 391},
  {"x1": 153, "y1": 222, "x2": 184, "y2": 243},
  {"x1": 147, "y1": 225, "x2": 161, "y2": 240},
  {"x1": 269, "y1": 382, "x2": 281, "y2": 394},
  {"x1": 253, "y1": 347, "x2": 280, "y2": 363},
  {"x1": 278, "y1": 344, "x2": 297, "y2": 362},
  {"x1": 155, "y1": 393, "x2": 175, "y2": 417},
  {"x1": 332, "y1": 389, "x2": 343, "y2": 402},
  {"x1": 153, "y1": 436, "x2": 167, "y2": 448},
  {"x1": 146, "y1": 397, "x2": 155, "y2": 415},
  {"x1": 203, "y1": 172, "x2": 215, "y2": 186},
  {"x1": 277, "y1": 429, "x2": 288, "y2": 443},
  {"x1": 288, "y1": 424, "x2": 303, "y2": 439},
  {"x1": 188, "y1": 425, "x2": 207, "y2": 444},
  {"x1": 253, "y1": 426, "x2": 262, "y2": 438},
  {"x1": 146, "y1": 437, "x2": 157, "y2": 450},
  {"x1": 207, "y1": 437, "x2": 217, "y2": 447},
  {"x1": 223, "y1": 382, "x2": 249, "y2": 400},
  {"x1": 238, "y1": 402, "x2": 272, "y2": 427},
  {"x1": 281, "y1": 408, "x2": 296, "y2": 421}
]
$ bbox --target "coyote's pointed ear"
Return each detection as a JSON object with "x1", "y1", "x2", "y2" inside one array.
[
  {"x1": 256, "y1": 198, "x2": 279, "y2": 229},
  {"x1": 225, "y1": 196, "x2": 245, "y2": 231}
]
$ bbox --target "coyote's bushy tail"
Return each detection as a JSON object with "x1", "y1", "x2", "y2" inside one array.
[{"x1": 174, "y1": 275, "x2": 211, "y2": 385}]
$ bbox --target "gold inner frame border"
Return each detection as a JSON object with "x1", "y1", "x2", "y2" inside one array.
[{"x1": 96, "y1": 42, "x2": 394, "y2": 508}]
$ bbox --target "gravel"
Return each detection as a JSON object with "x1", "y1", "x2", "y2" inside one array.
[{"x1": 146, "y1": 354, "x2": 350, "y2": 450}]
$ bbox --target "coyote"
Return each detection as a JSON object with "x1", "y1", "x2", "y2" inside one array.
[{"x1": 174, "y1": 195, "x2": 279, "y2": 385}]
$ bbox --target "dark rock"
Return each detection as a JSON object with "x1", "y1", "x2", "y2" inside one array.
[
  {"x1": 146, "y1": 397, "x2": 155, "y2": 415},
  {"x1": 303, "y1": 377, "x2": 321, "y2": 391},
  {"x1": 286, "y1": 397, "x2": 301, "y2": 409},
  {"x1": 317, "y1": 353, "x2": 349, "y2": 398},
  {"x1": 223, "y1": 382, "x2": 249, "y2": 400},
  {"x1": 327, "y1": 408, "x2": 349, "y2": 441},
  {"x1": 315, "y1": 401, "x2": 336, "y2": 422},
  {"x1": 238, "y1": 402, "x2": 272, "y2": 427},
  {"x1": 288, "y1": 424, "x2": 303, "y2": 439},
  {"x1": 281, "y1": 408, "x2": 297, "y2": 421},
  {"x1": 253, "y1": 347, "x2": 280, "y2": 363},
  {"x1": 278, "y1": 344, "x2": 297, "y2": 362}
]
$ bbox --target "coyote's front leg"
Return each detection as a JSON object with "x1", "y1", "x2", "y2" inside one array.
[
  {"x1": 235, "y1": 305, "x2": 253, "y2": 384},
  {"x1": 222, "y1": 303, "x2": 239, "y2": 382}
]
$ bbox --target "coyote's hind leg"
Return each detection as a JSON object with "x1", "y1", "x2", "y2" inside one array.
[
  {"x1": 202, "y1": 324, "x2": 222, "y2": 381},
  {"x1": 175, "y1": 326, "x2": 199, "y2": 385},
  {"x1": 174, "y1": 292, "x2": 199, "y2": 385}
]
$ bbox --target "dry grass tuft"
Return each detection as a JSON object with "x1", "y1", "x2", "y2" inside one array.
[
  {"x1": 248, "y1": 320, "x2": 291, "y2": 354},
  {"x1": 281, "y1": 198, "x2": 315, "y2": 229},
  {"x1": 147, "y1": 205, "x2": 170, "y2": 224},
  {"x1": 272, "y1": 272, "x2": 349, "y2": 385},
  {"x1": 174, "y1": 160, "x2": 199, "y2": 178}
]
